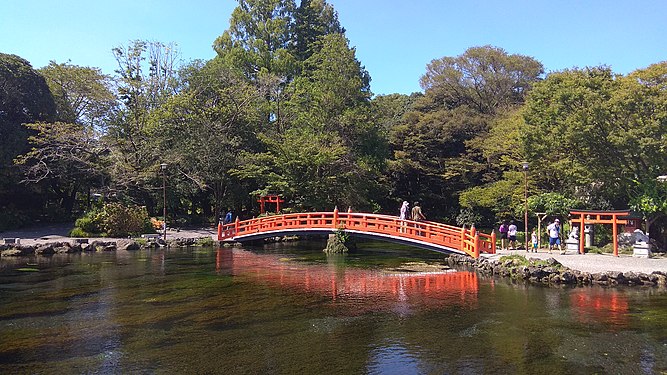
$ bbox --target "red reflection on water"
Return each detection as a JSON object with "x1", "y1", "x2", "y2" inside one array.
[
  {"x1": 216, "y1": 248, "x2": 479, "y2": 312},
  {"x1": 569, "y1": 288, "x2": 629, "y2": 326}
]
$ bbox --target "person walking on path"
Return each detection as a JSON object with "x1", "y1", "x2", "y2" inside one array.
[
  {"x1": 498, "y1": 221, "x2": 509, "y2": 250},
  {"x1": 508, "y1": 221, "x2": 518, "y2": 249},
  {"x1": 531, "y1": 229, "x2": 538, "y2": 253},
  {"x1": 546, "y1": 219, "x2": 562, "y2": 254}
]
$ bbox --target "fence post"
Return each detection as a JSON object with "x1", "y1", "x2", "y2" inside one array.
[
  {"x1": 333, "y1": 207, "x2": 339, "y2": 228},
  {"x1": 470, "y1": 225, "x2": 477, "y2": 257},
  {"x1": 234, "y1": 217, "x2": 240, "y2": 237},
  {"x1": 491, "y1": 230, "x2": 497, "y2": 254},
  {"x1": 474, "y1": 233, "x2": 480, "y2": 258},
  {"x1": 460, "y1": 225, "x2": 466, "y2": 252},
  {"x1": 217, "y1": 222, "x2": 222, "y2": 240}
]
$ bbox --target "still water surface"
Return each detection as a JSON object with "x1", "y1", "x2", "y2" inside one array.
[{"x1": 1, "y1": 241, "x2": 666, "y2": 374}]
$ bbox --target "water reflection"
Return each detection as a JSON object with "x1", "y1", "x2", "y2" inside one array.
[
  {"x1": 216, "y1": 248, "x2": 479, "y2": 314},
  {"x1": 1, "y1": 246, "x2": 666, "y2": 374},
  {"x1": 570, "y1": 288, "x2": 629, "y2": 326}
]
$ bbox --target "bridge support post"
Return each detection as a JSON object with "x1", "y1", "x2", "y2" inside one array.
[
  {"x1": 234, "y1": 217, "x2": 240, "y2": 237},
  {"x1": 217, "y1": 222, "x2": 222, "y2": 241}
]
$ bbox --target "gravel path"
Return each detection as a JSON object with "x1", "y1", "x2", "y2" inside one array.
[{"x1": 488, "y1": 249, "x2": 667, "y2": 274}]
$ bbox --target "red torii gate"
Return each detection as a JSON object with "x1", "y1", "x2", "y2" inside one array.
[
  {"x1": 569, "y1": 210, "x2": 629, "y2": 257},
  {"x1": 257, "y1": 195, "x2": 285, "y2": 214}
]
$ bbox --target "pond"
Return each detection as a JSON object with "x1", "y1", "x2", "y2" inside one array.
[{"x1": 1, "y1": 240, "x2": 666, "y2": 374}]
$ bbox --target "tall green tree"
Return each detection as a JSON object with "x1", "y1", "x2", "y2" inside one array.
[
  {"x1": 154, "y1": 59, "x2": 264, "y2": 218},
  {"x1": 214, "y1": 0, "x2": 297, "y2": 81},
  {"x1": 236, "y1": 33, "x2": 385, "y2": 211},
  {"x1": 39, "y1": 61, "x2": 115, "y2": 128},
  {"x1": 12, "y1": 62, "x2": 117, "y2": 217},
  {"x1": 292, "y1": 0, "x2": 344, "y2": 64},
  {"x1": 522, "y1": 65, "x2": 667, "y2": 207},
  {"x1": 0, "y1": 54, "x2": 57, "y2": 166},
  {"x1": 420, "y1": 45, "x2": 544, "y2": 115},
  {"x1": 389, "y1": 46, "x2": 543, "y2": 221},
  {"x1": 0, "y1": 53, "x2": 57, "y2": 228},
  {"x1": 15, "y1": 122, "x2": 110, "y2": 216},
  {"x1": 106, "y1": 40, "x2": 181, "y2": 209}
]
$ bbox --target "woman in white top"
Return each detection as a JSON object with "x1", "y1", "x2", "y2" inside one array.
[
  {"x1": 399, "y1": 201, "x2": 409, "y2": 233},
  {"x1": 508, "y1": 221, "x2": 518, "y2": 249},
  {"x1": 399, "y1": 201, "x2": 410, "y2": 220}
]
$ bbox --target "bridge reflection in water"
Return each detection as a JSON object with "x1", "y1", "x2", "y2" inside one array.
[
  {"x1": 570, "y1": 288, "x2": 629, "y2": 326},
  {"x1": 216, "y1": 248, "x2": 479, "y2": 313}
]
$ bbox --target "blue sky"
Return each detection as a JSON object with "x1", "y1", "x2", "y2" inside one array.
[{"x1": 1, "y1": 0, "x2": 666, "y2": 96}]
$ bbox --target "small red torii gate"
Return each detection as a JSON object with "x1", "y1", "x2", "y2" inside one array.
[
  {"x1": 569, "y1": 210, "x2": 629, "y2": 257},
  {"x1": 257, "y1": 195, "x2": 285, "y2": 214}
]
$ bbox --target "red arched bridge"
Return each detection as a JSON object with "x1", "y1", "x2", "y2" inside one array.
[{"x1": 217, "y1": 209, "x2": 496, "y2": 258}]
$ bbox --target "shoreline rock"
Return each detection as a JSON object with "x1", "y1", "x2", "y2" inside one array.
[
  {"x1": 447, "y1": 254, "x2": 667, "y2": 288},
  {"x1": 0, "y1": 236, "x2": 217, "y2": 257}
]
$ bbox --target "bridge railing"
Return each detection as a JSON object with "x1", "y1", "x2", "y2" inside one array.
[{"x1": 218, "y1": 209, "x2": 495, "y2": 258}]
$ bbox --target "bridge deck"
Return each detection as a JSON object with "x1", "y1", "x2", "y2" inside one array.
[{"x1": 218, "y1": 210, "x2": 495, "y2": 258}]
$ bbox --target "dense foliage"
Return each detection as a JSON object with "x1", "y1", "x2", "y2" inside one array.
[
  {"x1": 0, "y1": 0, "x2": 665, "y2": 248},
  {"x1": 71, "y1": 202, "x2": 153, "y2": 238}
]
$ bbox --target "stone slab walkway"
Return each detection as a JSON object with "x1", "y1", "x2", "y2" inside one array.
[{"x1": 488, "y1": 249, "x2": 667, "y2": 274}]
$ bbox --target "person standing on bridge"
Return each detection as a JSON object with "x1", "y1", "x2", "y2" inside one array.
[
  {"x1": 411, "y1": 202, "x2": 426, "y2": 222},
  {"x1": 411, "y1": 201, "x2": 426, "y2": 236},
  {"x1": 399, "y1": 201, "x2": 410, "y2": 220},
  {"x1": 399, "y1": 201, "x2": 410, "y2": 233}
]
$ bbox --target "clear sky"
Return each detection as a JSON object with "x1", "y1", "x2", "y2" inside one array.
[{"x1": 2, "y1": 0, "x2": 666, "y2": 96}]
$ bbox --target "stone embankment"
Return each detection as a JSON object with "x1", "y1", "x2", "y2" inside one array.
[
  {"x1": 0, "y1": 237, "x2": 214, "y2": 257},
  {"x1": 447, "y1": 254, "x2": 667, "y2": 287}
]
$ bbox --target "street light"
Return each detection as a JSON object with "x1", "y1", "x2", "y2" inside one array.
[
  {"x1": 160, "y1": 163, "x2": 167, "y2": 240},
  {"x1": 522, "y1": 162, "x2": 529, "y2": 251}
]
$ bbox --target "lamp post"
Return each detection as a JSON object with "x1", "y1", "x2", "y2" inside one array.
[
  {"x1": 522, "y1": 162, "x2": 529, "y2": 251},
  {"x1": 160, "y1": 163, "x2": 167, "y2": 240}
]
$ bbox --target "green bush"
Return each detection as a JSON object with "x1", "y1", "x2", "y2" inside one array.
[
  {"x1": 71, "y1": 203, "x2": 152, "y2": 238},
  {"x1": 101, "y1": 203, "x2": 152, "y2": 238},
  {"x1": 69, "y1": 227, "x2": 91, "y2": 238},
  {"x1": 74, "y1": 209, "x2": 104, "y2": 234}
]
